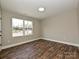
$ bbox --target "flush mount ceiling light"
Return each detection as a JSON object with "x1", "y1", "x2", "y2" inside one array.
[{"x1": 38, "y1": 7, "x2": 45, "y2": 12}]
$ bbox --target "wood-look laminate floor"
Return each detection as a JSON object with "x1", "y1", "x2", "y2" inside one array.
[{"x1": 0, "y1": 39, "x2": 79, "y2": 59}]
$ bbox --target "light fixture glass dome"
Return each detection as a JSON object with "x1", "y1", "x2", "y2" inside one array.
[{"x1": 38, "y1": 7, "x2": 45, "y2": 12}]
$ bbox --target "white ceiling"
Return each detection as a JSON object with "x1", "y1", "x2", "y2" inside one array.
[{"x1": 0, "y1": 0, "x2": 79, "y2": 19}]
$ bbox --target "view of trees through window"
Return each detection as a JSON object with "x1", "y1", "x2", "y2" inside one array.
[
  {"x1": 12, "y1": 18, "x2": 33, "y2": 37},
  {"x1": 24, "y1": 21, "x2": 33, "y2": 35}
]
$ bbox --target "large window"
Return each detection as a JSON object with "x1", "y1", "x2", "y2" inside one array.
[{"x1": 12, "y1": 18, "x2": 33, "y2": 37}]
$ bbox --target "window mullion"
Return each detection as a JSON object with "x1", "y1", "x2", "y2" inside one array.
[{"x1": 23, "y1": 20, "x2": 25, "y2": 36}]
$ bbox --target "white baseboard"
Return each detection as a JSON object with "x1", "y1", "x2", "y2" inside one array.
[
  {"x1": 1, "y1": 37, "x2": 79, "y2": 50},
  {"x1": 1, "y1": 38, "x2": 39, "y2": 50},
  {"x1": 42, "y1": 38, "x2": 79, "y2": 47}
]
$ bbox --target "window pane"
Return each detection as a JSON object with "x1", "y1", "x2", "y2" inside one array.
[
  {"x1": 24, "y1": 20, "x2": 33, "y2": 35},
  {"x1": 12, "y1": 18, "x2": 23, "y2": 37},
  {"x1": 27, "y1": 21, "x2": 33, "y2": 35}
]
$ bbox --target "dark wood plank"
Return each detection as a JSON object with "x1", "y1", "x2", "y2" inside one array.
[{"x1": 0, "y1": 39, "x2": 79, "y2": 59}]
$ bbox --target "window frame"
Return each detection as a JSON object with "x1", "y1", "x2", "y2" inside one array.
[{"x1": 12, "y1": 18, "x2": 33, "y2": 37}]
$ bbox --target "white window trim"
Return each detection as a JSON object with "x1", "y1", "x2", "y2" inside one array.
[{"x1": 12, "y1": 18, "x2": 33, "y2": 37}]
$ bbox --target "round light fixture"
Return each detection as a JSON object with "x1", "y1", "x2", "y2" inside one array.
[{"x1": 38, "y1": 7, "x2": 45, "y2": 12}]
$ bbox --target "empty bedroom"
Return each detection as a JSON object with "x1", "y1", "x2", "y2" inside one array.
[{"x1": 0, "y1": 0, "x2": 79, "y2": 59}]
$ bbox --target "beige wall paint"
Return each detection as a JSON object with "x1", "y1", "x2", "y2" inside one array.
[
  {"x1": 77, "y1": 3, "x2": 79, "y2": 34},
  {"x1": 2, "y1": 10, "x2": 41, "y2": 46},
  {"x1": 0, "y1": 6, "x2": 1, "y2": 50},
  {"x1": 0, "y1": 8, "x2": 1, "y2": 18},
  {"x1": 1, "y1": 8, "x2": 79, "y2": 47},
  {"x1": 42, "y1": 10, "x2": 79, "y2": 44},
  {"x1": 0, "y1": 7, "x2": 2, "y2": 32}
]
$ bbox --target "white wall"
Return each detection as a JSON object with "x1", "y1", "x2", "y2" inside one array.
[
  {"x1": 2, "y1": 10, "x2": 41, "y2": 46},
  {"x1": 42, "y1": 10, "x2": 79, "y2": 44}
]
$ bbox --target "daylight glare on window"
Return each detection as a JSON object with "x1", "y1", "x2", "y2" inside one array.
[{"x1": 12, "y1": 18, "x2": 33, "y2": 37}]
